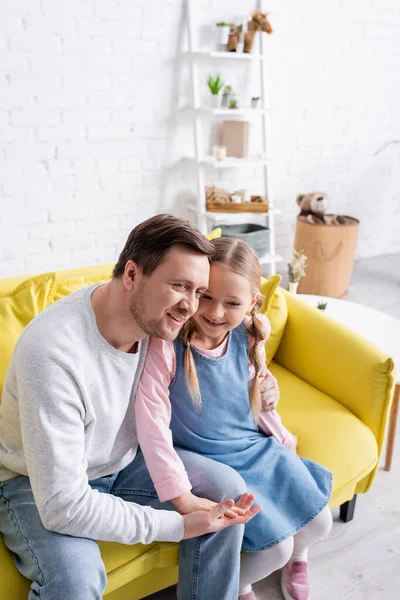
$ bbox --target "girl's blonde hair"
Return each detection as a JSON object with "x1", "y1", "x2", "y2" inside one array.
[{"x1": 180, "y1": 237, "x2": 267, "y2": 421}]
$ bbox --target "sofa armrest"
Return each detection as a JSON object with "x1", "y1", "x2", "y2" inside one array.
[{"x1": 274, "y1": 291, "x2": 395, "y2": 448}]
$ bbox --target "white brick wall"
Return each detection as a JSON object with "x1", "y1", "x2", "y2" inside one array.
[{"x1": 1, "y1": 0, "x2": 400, "y2": 277}]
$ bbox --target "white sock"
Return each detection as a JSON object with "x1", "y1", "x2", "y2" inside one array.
[
  {"x1": 238, "y1": 584, "x2": 252, "y2": 595},
  {"x1": 290, "y1": 506, "x2": 333, "y2": 563},
  {"x1": 239, "y1": 536, "x2": 294, "y2": 593}
]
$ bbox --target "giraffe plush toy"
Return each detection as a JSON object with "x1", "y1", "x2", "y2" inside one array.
[{"x1": 244, "y1": 11, "x2": 273, "y2": 53}]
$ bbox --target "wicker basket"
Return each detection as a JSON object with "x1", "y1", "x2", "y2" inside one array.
[
  {"x1": 294, "y1": 216, "x2": 359, "y2": 298},
  {"x1": 219, "y1": 223, "x2": 270, "y2": 258}
]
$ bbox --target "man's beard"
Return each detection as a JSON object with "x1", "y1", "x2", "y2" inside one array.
[{"x1": 129, "y1": 288, "x2": 186, "y2": 341}]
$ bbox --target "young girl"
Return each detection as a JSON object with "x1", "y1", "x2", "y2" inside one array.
[{"x1": 135, "y1": 238, "x2": 333, "y2": 600}]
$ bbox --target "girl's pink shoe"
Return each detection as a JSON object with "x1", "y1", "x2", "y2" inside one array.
[
  {"x1": 238, "y1": 590, "x2": 257, "y2": 600},
  {"x1": 281, "y1": 560, "x2": 310, "y2": 600}
]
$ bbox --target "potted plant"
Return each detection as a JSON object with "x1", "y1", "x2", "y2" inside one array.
[
  {"x1": 221, "y1": 85, "x2": 232, "y2": 107},
  {"x1": 206, "y1": 74, "x2": 224, "y2": 107},
  {"x1": 288, "y1": 249, "x2": 308, "y2": 294},
  {"x1": 251, "y1": 96, "x2": 261, "y2": 108},
  {"x1": 229, "y1": 97, "x2": 239, "y2": 109},
  {"x1": 216, "y1": 22, "x2": 231, "y2": 47}
]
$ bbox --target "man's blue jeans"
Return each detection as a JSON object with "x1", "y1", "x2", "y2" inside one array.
[{"x1": 0, "y1": 448, "x2": 247, "y2": 600}]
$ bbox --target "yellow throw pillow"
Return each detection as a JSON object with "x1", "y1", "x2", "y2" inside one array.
[
  {"x1": 0, "y1": 272, "x2": 59, "y2": 399},
  {"x1": 53, "y1": 264, "x2": 114, "y2": 301},
  {"x1": 259, "y1": 275, "x2": 288, "y2": 363},
  {"x1": 206, "y1": 228, "x2": 222, "y2": 241},
  {"x1": 260, "y1": 274, "x2": 281, "y2": 313}
]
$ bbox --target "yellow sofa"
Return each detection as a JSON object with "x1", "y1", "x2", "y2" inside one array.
[{"x1": 0, "y1": 264, "x2": 395, "y2": 600}]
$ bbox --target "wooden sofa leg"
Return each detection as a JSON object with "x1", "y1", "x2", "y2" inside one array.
[
  {"x1": 385, "y1": 383, "x2": 399, "y2": 471},
  {"x1": 340, "y1": 495, "x2": 357, "y2": 523}
]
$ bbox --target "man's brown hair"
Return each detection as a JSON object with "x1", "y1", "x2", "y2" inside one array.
[{"x1": 113, "y1": 213, "x2": 214, "y2": 278}]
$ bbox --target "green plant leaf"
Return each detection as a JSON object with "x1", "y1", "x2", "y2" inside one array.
[{"x1": 206, "y1": 73, "x2": 224, "y2": 95}]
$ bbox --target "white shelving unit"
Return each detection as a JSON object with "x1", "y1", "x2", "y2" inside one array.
[{"x1": 185, "y1": 1, "x2": 282, "y2": 274}]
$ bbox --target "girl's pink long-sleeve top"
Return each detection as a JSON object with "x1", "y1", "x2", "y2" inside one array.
[{"x1": 135, "y1": 314, "x2": 296, "y2": 502}]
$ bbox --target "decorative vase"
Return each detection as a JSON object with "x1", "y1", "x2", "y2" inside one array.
[
  {"x1": 288, "y1": 281, "x2": 299, "y2": 295},
  {"x1": 251, "y1": 98, "x2": 260, "y2": 108},
  {"x1": 211, "y1": 94, "x2": 221, "y2": 108},
  {"x1": 216, "y1": 25, "x2": 230, "y2": 47}
]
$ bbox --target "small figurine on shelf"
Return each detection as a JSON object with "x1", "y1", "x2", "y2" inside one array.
[
  {"x1": 227, "y1": 23, "x2": 244, "y2": 52},
  {"x1": 251, "y1": 96, "x2": 261, "y2": 108},
  {"x1": 288, "y1": 249, "x2": 307, "y2": 294},
  {"x1": 206, "y1": 74, "x2": 224, "y2": 107}
]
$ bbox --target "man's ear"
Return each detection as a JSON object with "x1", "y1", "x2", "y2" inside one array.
[{"x1": 123, "y1": 260, "x2": 140, "y2": 291}]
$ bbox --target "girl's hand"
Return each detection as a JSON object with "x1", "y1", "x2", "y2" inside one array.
[
  {"x1": 182, "y1": 493, "x2": 262, "y2": 540},
  {"x1": 284, "y1": 433, "x2": 298, "y2": 453},
  {"x1": 172, "y1": 491, "x2": 217, "y2": 515},
  {"x1": 262, "y1": 379, "x2": 279, "y2": 411},
  {"x1": 172, "y1": 491, "x2": 246, "y2": 519}
]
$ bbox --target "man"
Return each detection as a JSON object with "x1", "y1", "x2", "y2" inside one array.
[{"x1": 0, "y1": 214, "x2": 260, "y2": 600}]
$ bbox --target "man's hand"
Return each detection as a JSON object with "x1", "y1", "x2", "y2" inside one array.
[{"x1": 182, "y1": 492, "x2": 262, "y2": 540}]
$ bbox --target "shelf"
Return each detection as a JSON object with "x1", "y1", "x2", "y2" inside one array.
[
  {"x1": 206, "y1": 201, "x2": 269, "y2": 213},
  {"x1": 184, "y1": 6, "x2": 276, "y2": 274},
  {"x1": 187, "y1": 204, "x2": 281, "y2": 219},
  {"x1": 189, "y1": 51, "x2": 262, "y2": 61},
  {"x1": 202, "y1": 155, "x2": 272, "y2": 168},
  {"x1": 208, "y1": 208, "x2": 282, "y2": 219},
  {"x1": 196, "y1": 106, "x2": 271, "y2": 116}
]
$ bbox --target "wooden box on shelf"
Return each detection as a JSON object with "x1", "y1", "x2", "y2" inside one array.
[{"x1": 206, "y1": 199, "x2": 269, "y2": 213}]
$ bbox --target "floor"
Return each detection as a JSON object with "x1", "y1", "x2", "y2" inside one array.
[
  {"x1": 346, "y1": 253, "x2": 400, "y2": 320},
  {"x1": 146, "y1": 253, "x2": 400, "y2": 600}
]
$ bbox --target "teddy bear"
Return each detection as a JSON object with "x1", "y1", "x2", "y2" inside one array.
[
  {"x1": 296, "y1": 192, "x2": 346, "y2": 225},
  {"x1": 244, "y1": 11, "x2": 273, "y2": 53}
]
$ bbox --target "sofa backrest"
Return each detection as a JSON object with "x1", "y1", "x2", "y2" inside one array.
[{"x1": 0, "y1": 263, "x2": 288, "y2": 397}]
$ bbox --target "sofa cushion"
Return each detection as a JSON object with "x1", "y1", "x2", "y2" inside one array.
[
  {"x1": 99, "y1": 541, "x2": 156, "y2": 573},
  {"x1": 259, "y1": 277, "x2": 288, "y2": 363},
  {"x1": 207, "y1": 227, "x2": 221, "y2": 241},
  {"x1": 53, "y1": 264, "x2": 114, "y2": 302},
  {"x1": 0, "y1": 272, "x2": 59, "y2": 398},
  {"x1": 0, "y1": 264, "x2": 115, "y2": 296},
  {"x1": 0, "y1": 535, "x2": 176, "y2": 599},
  {"x1": 269, "y1": 362, "x2": 378, "y2": 503}
]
